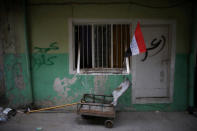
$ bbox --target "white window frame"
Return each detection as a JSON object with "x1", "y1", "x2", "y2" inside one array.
[{"x1": 69, "y1": 19, "x2": 133, "y2": 75}]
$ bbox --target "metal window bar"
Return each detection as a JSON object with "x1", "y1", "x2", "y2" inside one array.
[
  {"x1": 130, "y1": 24, "x2": 132, "y2": 44},
  {"x1": 124, "y1": 24, "x2": 127, "y2": 69},
  {"x1": 127, "y1": 24, "x2": 131, "y2": 73},
  {"x1": 106, "y1": 24, "x2": 108, "y2": 68},
  {"x1": 111, "y1": 24, "x2": 113, "y2": 68},
  {"x1": 82, "y1": 25, "x2": 84, "y2": 69},
  {"x1": 120, "y1": 24, "x2": 122, "y2": 68},
  {"x1": 77, "y1": 25, "x2": 80, "y2": 72},
  {"x1": 87, "y1": 25, "x2": 89, "y2": 67},
  {"x1": 125, "y1": 24, "x2": 127, "y2": 51},
  {"x1": 97, "y1": 25, "x2": 99, "y2": 67},
  {"x1": 126, "y1": 57, "x2": 130, "y2": 73},
  {"x1": 116, "y1": 24, "x2": 118, "y2": 68},
  {"x1": 103, "y1": 25, "x2": 104, "y2": 67},
  {"x1": 77, "y1": 41, "x2": 80, "y2": 73},
  {"x1": 92, "y1": 24, "x2": 95, "y2": 68}
]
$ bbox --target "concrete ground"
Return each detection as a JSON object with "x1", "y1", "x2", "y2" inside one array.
[{"x1": 0, "y1": 112, "x2": 197, "y2": 131}]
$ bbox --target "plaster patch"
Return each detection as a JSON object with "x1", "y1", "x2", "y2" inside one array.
[
  {"x1": 53, "y1": 75, "x2": 77, "y2": 102},
  {"x1": 94, "y1": 76, "x2": 108, "y2": 94}
]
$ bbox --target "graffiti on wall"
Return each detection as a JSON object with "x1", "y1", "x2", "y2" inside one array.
[
  {"x1": 141, "y1": 35, "x2": 166, "y2": 61},
  {"x1": 32, "y1": 42, "x2": 59, "y2": 69}
]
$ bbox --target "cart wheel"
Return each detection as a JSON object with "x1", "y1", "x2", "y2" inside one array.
[
  {"x1": 104, "y1": 120, "x2": 113, "y2": 128},
  {"x1": 81, "y1": 115, "x2": 90, "y2": 119},
  {"x1": 81, "y1": 115, "x2": 86, "y2": 119}
]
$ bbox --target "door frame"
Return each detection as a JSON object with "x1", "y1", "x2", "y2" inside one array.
[{"x1": 131, "y1": 19, "x2": 176, "y2": 104}]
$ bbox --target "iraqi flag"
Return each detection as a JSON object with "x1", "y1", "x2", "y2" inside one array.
[{"x1": 127, "y1": 22, "x2": 146, "y2": 56}]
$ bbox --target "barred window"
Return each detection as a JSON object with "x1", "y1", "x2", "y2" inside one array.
[{"x1": 71, "y1": 21, "x2": 131, "y2": 74}]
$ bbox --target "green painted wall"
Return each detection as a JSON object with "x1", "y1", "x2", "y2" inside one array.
[
  {"x1": 2, "y1": 1, "x2": 32, "y2": 107},
  {"x1": 4, "y1": 54, "x2": 32, "y2": 107},
  {"x1": 31, "y1": 53, "x2": 131, "y2": 107},
  {"x1": 29, "y1": 53, "x2": 188, "y2": 111},
  {"x1": 4, "y1": 0, "x2": 194, "y2": 111}
]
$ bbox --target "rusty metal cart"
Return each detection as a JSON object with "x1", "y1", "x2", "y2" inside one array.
[{"x1": 77, "y1": 94, "x2": 115, "y2": 128}]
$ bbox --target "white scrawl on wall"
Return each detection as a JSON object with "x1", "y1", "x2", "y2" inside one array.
[{"x1": 53, "y1": 75, "x2": 77, "y2": 98}]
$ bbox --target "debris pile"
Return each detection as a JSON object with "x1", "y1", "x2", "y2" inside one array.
[{"x1": 0, "y1": 107, "x2": 17, "y2": 122}]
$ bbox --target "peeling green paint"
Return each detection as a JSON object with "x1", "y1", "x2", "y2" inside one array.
[
  {"x1": 4, "y1": 53, "x2": 189, "y2": 111},
  {"x1": 4, "y1": 54, "x2": 32, "y2": 107},
  {"x1": 31, "y1": 53, "x2": 132, "y2": 107}
]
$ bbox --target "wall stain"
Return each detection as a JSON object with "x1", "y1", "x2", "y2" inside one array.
[
  {"x1": 1, "y1": 22, "x2": 16, "y2": 53},
  {"x1": 6, "y1": 61, "x2": 25, "y2": 90},
  {"x1": 32, "y1": 42, "x2": 59, "y2": 69},
  {"x1": 94, "y1": 75, "x2": 108, "y2": 94},
  {"x1": 13, "y1": 62, "x2": 25, "y2": 89},
  {"x1": 14, "y1": 74, "x2": 25, "y2": 89}
]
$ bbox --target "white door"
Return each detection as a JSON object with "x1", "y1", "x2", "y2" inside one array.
[{"x1": 132, "y1": 21, "x2": 176, "y2": 104}]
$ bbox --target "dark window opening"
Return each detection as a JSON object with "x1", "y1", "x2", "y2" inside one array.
[{"x1": 74, "y1": 23, "x2": 131, "y2": 72}]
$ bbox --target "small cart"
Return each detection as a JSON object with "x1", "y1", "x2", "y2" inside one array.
[{"x1": 77, "y1": 94, "x2": 115, "y2": 128}]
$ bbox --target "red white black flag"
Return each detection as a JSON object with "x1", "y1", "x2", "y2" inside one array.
[{"x1": 130, "y1": 22, "x2": 146, "y2": 56}]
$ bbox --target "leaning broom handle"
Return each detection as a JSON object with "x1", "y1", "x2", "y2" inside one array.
[{"x1": 28, "y1": 102, "x2": 80, "y2": 113}]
